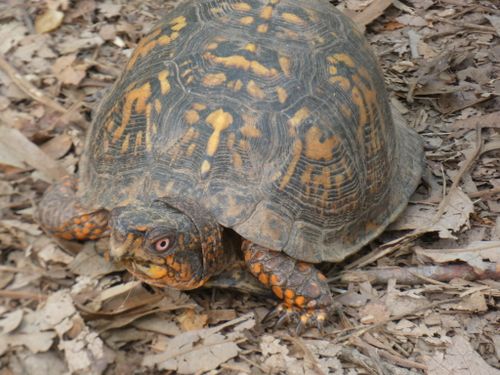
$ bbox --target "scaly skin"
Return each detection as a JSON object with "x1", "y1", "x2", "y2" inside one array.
[
  {"x1": 242, "y1": 240, "x2": 333, "y2": 333},
  {"x1": 37, "y1": 176, "x2": 109, "y2": 241}
]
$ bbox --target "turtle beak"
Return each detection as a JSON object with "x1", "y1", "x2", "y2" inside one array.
[{"x1": 110, "y1": 232, "x2": 135, "y2": 260}]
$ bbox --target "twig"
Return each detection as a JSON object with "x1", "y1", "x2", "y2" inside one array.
[
  {"x1": 0, "y1": 54, "x2": 67, "y2": 113},
  {"x1": 329, "y1": 297, "x2": 462, "y2": 342},
  {"x1": 429, "y1": 16, "x2": 496, "y2": 33},
  {"x1": 0, "y1": 290, "x2": 47, "y2": 302},
  {"x1": 341, "y1": 263, "x2": 500, "y2": 285},
  {"x1": 351, "y1": 336, "x2": 427, "y2": 370},
  {"x1": 282, "y1": 335, "x2": 326, "y2": 375}
]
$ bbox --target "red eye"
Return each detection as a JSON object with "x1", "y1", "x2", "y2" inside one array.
[{"x1": 154, "y1": 238, "x2": 170, "y2": 252}]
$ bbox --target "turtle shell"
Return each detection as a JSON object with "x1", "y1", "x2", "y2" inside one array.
[{"x1": 78, "y1": 0, "x2": 423, "y2": 263}]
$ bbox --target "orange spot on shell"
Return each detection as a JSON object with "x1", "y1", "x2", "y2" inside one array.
[
  {"x1": 295, "y1": 296, "x2": 305, "y2": 307},
  {"x1": 185, "y1": 110, "x2": 200, "y2": 125},
  {"x1": 113, "y1": 82, "x2": 151, "y2": 143},
  {"x1": 272, "y1": 286, "x2": 284, "y2": 299},
  {"x1": 233, "y1": 2, "x2": 252, "y2": 11},
  {"x1": 202, "y1": 72, "x2": 227, "y2": 87},
  {"x1": 246, "y1": 80, "x2": 266, "y2": 100},
  {"x1": 304, "y1": 126, "x2": 339, "y2": 161},
  {"x1": 284, "y1": 289, "x2": 295, "y2": 299},
  {"x1": 260, "y1": 6, "x2": 273, "y2": 20},
  {"x1": 257, "y1": 23, "x2": 269, "y2": 33},
  {"x1": 282, "y1": 12, "x2": 305, "y2": 25},
  {"x1": 258, "y1": 272, "x2": 269, "y2": 285},
  {"x1": 240, "y1": 16, "x2": 254, "y2": 25}
]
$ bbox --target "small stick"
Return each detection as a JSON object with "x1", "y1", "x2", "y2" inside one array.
[
  {"x1": 0, "y1": 54, "x2": 67, "y2": 113},
  {"x1": 0, "y1": 290, "x2": 47, "y2": 302}
]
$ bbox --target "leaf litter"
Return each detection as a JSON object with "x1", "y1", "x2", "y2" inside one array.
[{"x1": 0, "y1": 0, "x2": 499, "y2": 373}]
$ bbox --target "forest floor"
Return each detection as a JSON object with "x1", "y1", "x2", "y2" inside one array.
[{"x1": 0, "y1": 0, "x2": 499, "y2": 374}]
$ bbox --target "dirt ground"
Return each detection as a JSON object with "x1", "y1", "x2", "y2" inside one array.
[{"x1": 0, "y1": 0, "x2": 499, "y2": 374}]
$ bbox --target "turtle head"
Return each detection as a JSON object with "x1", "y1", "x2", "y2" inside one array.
[{"x1": 110, "y1": 199, "x2": 222, "y2": 290}]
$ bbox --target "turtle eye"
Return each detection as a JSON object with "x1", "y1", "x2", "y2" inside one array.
[{"x1": 154, "y1": 237, "x2": 171, "y2": 253}]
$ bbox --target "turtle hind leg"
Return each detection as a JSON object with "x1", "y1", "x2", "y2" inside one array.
[
  {"x1": 242, "y1": 240, "x2": 333, "y2": 333},
  {"x1": 37, "y1": 176, "x2": 109, "y2": 241}
]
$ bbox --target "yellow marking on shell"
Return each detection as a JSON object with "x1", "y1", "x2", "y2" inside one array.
[
  {"x1": 145, "y1": 103, "x2": 154, "y2": 152},
  {"x1": 276, "y1": 87, "x2": 288, "y2": 104},
  {"x1": 232, "y1": 152, "x2": 243, "y2": 169},
  {"x1": 233, "y1": 2, "x2": 252, "y2": 11},
  {"x1": 270, "y1": 0, "x2": 280, "y2": 4},
  {"x1": 103, "y1": 137, "x2": 109, "y2": 152},
  {"x1": 279, "y1": 56, "x2": 291, "y2": 76},
  {"x1": 239, "y1": 139, "x2": 250, "y2": 150},
  {"x1": 313, "y1": 167, "x2": 331, "y2": 191},
  {"x1": 185, "y1": 110, "x2": 200, "y2": 125},
  {"x1": 202, "y1": 72, "x2": 227, "y2": 87},
  {"x1": 206, "y1": 109, "x2": 233, "y2": 156},
  {"x1": 120, "y1": 134, "x2": 130, "y2": 154},
  {"x1": 282, "y1": 12, "x2": 305, "y2": 25},
  {"x1": 304, "y1": 126, "x2": 339, "y2": 161},
  {"x1": 301, "y1": 164, "x2": 314, "y2": 195},
  {"x1": 340, "y1": 103, "x2": 352, "y2": 118},
  {"x1": 135, "y1": 131, "x2": 143, "y2": 152},
  {"x1": 352, "y1": 86, "x2": 367, "y2": 126},
  {"x1": 170, "y1": 16, "x2": 187, "y2": 32},
  {"x1": 328, "y1": 53, "x2": 355, "y2": 68},
  {"x1": 192, "y1": 103, "x2": 207, "y2": 111},
  {"x1": 158, "y1": 70, "x2": 170, "y2": 94},
  {"x1": 240, "y1": 119, "x2": 262, "y2": 138},
  {"x1": 126, "y1": 28, "x2": 177, "y2": 71},
  {"x1": 329, "y1": 76, "x2": 351, "y2": 91},
  {"x1": 305, "y1": 8, "x2": 319, "y2": 22},
  {"x1": 205, "y1": 52, "x2": 277, "y2": 77},
  {"x1": 126, "y1": 27, "x2": 162, "y2": 70},
  {"x1": 240, "y1": 16, "x2": 254, "y2": 25},
  {"x1": 328, "y1": 65, "x2": 338, "y2": 75},
  {"x1": 243, "y1": 43, "x2": 257, "y2": 53},
  {"x1": 257, "y1": 23, "x2": 269, "y2": 33},
  {"x1": 246, "y1": 80, "x2": 266, "y2": 99},
  {"x1": 206, "y1": 42, "x2": 218, "y2": 50},
  {"x1": 154, "y1": 99, "x2": 161, "y2": 113},
  {"x1": 181, "y1": 68, "x2": 192, "y2": 78},
  {"x1": 260, "y1": 6, "x2": 273, "y2": 19},
  {"x1": 113, "y1": 82, "x2": 151, "y2": 143},
  {"x1": 201, "y1": 160, "x2": 211, "y2": 174},
  {"x1": 227, "y1": 133, "x2": 236, "y2": 151},
  {"x1": 228, "y1": 79, "x2": 244, "y2": 91},
  {"x1": 186, "y1": 143, "x2": 197, "y2": 156},
  {"x1": 288, "y1": 107, "x2": 310, "y2": 128},
  {"x1": 105, "y1": 119, "x2": 114, "y2": 132},
  {"x1": 280, "y1": 140, "x2": 302, "y2": 189}
]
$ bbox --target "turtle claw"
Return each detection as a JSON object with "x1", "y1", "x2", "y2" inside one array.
[{"x1": 263, "y1": 303, "x2": 328, "y2": 335}]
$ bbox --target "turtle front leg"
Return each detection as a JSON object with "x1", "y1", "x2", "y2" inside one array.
[
  {"x1": 242, "y1": 240, "x2": 333, "y2": 333},
  {"x1": 38, "y1": 176, "x2": 109, "y2": 241}
]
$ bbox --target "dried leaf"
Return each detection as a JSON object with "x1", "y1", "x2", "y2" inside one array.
[
  {"x1": 425, "y1": 335, "x2": 500, "y2": 375},
  {"x1": 391, "y1": 188, "x2": 474, "y2": 238},
  {"x1": 416, "y1": 241, "x2": 500, "y2": 272},
  {"x1": 0, "y1": 310, "x2": 24, "y2": 334},
  {"x1": 35, "y1": 9, "x2": 64, "y2": 34},
  {"x1": 0, "y1": 127, "x2": 67, "y2": 182}
]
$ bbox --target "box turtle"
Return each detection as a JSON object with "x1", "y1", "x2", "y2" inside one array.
[{"x1": 38, "y1": 0, "x2": 423, "y2": 331}]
